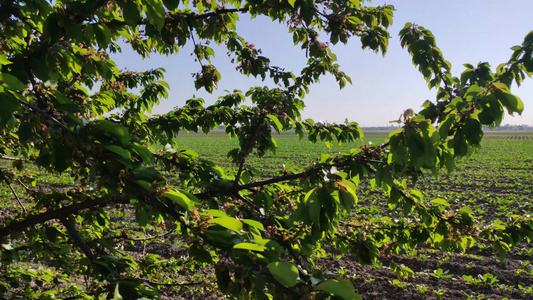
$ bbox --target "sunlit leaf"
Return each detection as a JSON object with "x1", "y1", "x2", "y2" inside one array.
[
  {"x1": 0, "y1": 73, "x2": 27, "y2": 91},
  {"x1": 233, "y1": 242, "x2": 266, "y2": 252},
  {"x1": 209, "y1": 217, "x2": 243, "y2": 233},
  {"x1": 165, "y1": 190, "x2": 195, "y2": 211},
  {"x1": 267, "y1": 262, "x2": 299, "y2": 287},
  {"x1": 317, "y1": 279, "x2": 361, "y2": 300}
]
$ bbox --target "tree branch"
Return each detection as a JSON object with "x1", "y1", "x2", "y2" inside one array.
[
  {"x1": 237, "y1": 171, "x2": 308, "y2": 191},
  {"x1": 104, "y1": 8, "x2": 250, "y2": 30},
  {"x1": 60, "y1": 216, "x2": 96, "y2": 261},
  {"x1": 195, "y1": 154, "x2": 388, "y2": 200},
  {"x1": 233, "y1": 155, "x2": 247, "y2": 187},
  {"x1": 0, "y1": 196, "x2": 123, "y2": 239},
  {"x1": 191, "y1": 8, "x2": 249, "y2": 21}
]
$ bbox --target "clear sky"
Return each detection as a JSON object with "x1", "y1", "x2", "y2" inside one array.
[{"x1": 111, "y1": 1, "x2": 533, "y2": 126}]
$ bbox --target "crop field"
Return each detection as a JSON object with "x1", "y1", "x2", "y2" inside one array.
[
  {"x1": 483, "y1": 131, "x2": 533, "y2": 140},
  {"x1": 1, "y1": 131, "x2": 533, "y2": 299},
  {"x1": 162, "y1": 130, "x2": 533, "y2": 299}
]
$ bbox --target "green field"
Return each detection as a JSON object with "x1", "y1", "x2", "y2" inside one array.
[
  {"x1": 170, "y1": 131, "x2": 533, "y2": 298},
  {"x1": 173, "y1": 130, "x2": 390, "y2": 177},
  {"x1": 1, "y1": 131, "x2": 533, "y2": 299},
  {"x1": 174, "y1": 130, "x2": 533, "y2": 220}
]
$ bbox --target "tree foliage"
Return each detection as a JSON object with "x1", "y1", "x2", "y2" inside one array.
[{"x1": 0, "y1": 0, "x2": 532, "y2": 298}]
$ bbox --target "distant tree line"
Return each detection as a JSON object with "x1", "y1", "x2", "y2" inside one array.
[{"x1": 484, "y1": 124, "x2": 533, "y2": 131}]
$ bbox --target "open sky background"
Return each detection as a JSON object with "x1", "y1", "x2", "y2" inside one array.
[{"x1": 111, "y1": 0, "x2": 533, "y2": 127}]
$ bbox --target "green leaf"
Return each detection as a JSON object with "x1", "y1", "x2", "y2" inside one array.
[
  {"x1": 92, "y1": 120, "x2": 131, "y2": 145},
  {"x1": 0, "y1": 73, "x2": 27, "y2": 91},
  {"x1": 439, "y1": 113, "x2": 456, "y2": 138},
  {"x1": 0, "y1": 92, "x2": 21, "y2": 126},
  {"x1": 463, "y1": 118, "x2": 482, "y2": 145},
  {"x1": 431, "y1": 198, "x2": 450, "y2": 207},
  {"x1": 202, "y1": 209, "x2": 227, "y2": 218},
  {"x1": 453, "y1": 133, "x2": 468, "y2": 157},
  {"x1": 242, "y1": 219, "x2": 264, "y2": 231},
  {"x1": 205, "y1": 229, "x2": 244, "y2": 246},
  {"x1": 131, "y1": 143, "x2": 154, "y2": 164},
  {"x1": 0, "y1": 55, "x2": 12, "y2": 65},
  {"x1": 338, "y1": 180, "x2": 357, "y2": 211},
  {"x1": 458, "y1": 206, "x2": 473, "y2": 215},
  {"x1": 287, "y1": 0, "x2": 296, "y2": 7},
  {"x1": 267, "y1": 114, "x2": 283, "y2": 133},
  {"x1": 122, "y1": 1, "x2": 142, "y2": 26},
  {"x1": 215, "y1": 263, "x2": 232, "y2": 292},
  {"x1": 135, "y1": 205, "x2": 150, "y2": 227},
  {"x1": 306, "y1": 189, "x2": 321, "y2": 225},
  {"x1": 189, "y1": 243, "x2": 212, "y2": 263},
  {"x1": 133, "y1": 167, "x2": 165, "y2": 182},
  {"x1": 317, "y1": 279, "x2": 362, "y2": 300},
  {"x1": 493, "y1": 240, "x2": 510, "y2": 261},
  {"x1": 44, "y1": 227, "x2": 61, "y2": 243},
  {"x1": 209, "y1": 217, "x2": 243, "y2": 233},
  {"x1": 163, "y1": 0, "x2": 180, "y2": 10},
  {"x1": 233, "y1": 242, "x2": 266, "y2": 252},
  {"x1": 113, "y1": 284, "x2": 123, "y2": 300},
  {"x1": 94, "y1": 23, "x2": 112, "y2": 48},
  {"x1": 165, "y1": 190, "x2": 195, "y2": 211},
  {"x1": 266, "y1": 262, "x2": 299, "y2": 287},
  {"x1": 105, "y1": 145, "x2": 132, "y2": 161},
  {"x1": 494, "y1": 88, "x2": 524, "y2": 115},
  {"x1": 143, "y1": 0, "x2": 166, "y2": 30}
]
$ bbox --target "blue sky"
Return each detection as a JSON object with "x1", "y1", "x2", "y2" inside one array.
[{"x1": 111, "y1": 1, "x2": 533, "y2": 126}]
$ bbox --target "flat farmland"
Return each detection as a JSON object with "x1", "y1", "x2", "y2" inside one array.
[
  {"x1": 173, "y1": 130, "x2": 533, "y2": 299},
  {"x1": 173, "y1": 130, "x2": 390, "y2": 177},
  {"x1": 177, "y1": 130, "x2": 533, "y2": 227},
  {"x1": 1, "y1": 131, "x2": 532, "y2": 299}
]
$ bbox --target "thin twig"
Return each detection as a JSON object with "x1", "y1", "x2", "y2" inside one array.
[
  {"x1": 189, "y1": 29, "x2": 204, "y2": 68},
  {"x1": 122, "y1": 226, "x2": 177, "y2": 242},
  {"x1": 18, "y1": 99, "x2": 73, "y2": 133},
  {"x1": 0, "y1": 155, "x2": 24, "y2": 161},
  {"x1": 17, "y1": 178, "x2": 32, "y2": 192},
  {"x1": 22, "y1": 58, "x2": 74, "y2": 133},
  {"x1": 0, "y1": 168, "x2": 27, "y2": 213},
  {"x1": 138, "y1": 277, "x2": 205, "y2": 287},
  {"x1": 66, "y1": 69, "x2": 85, "y2": 89},
  {"x1": 237, "y1": 171, "x2": 308, "y2": 191}
]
